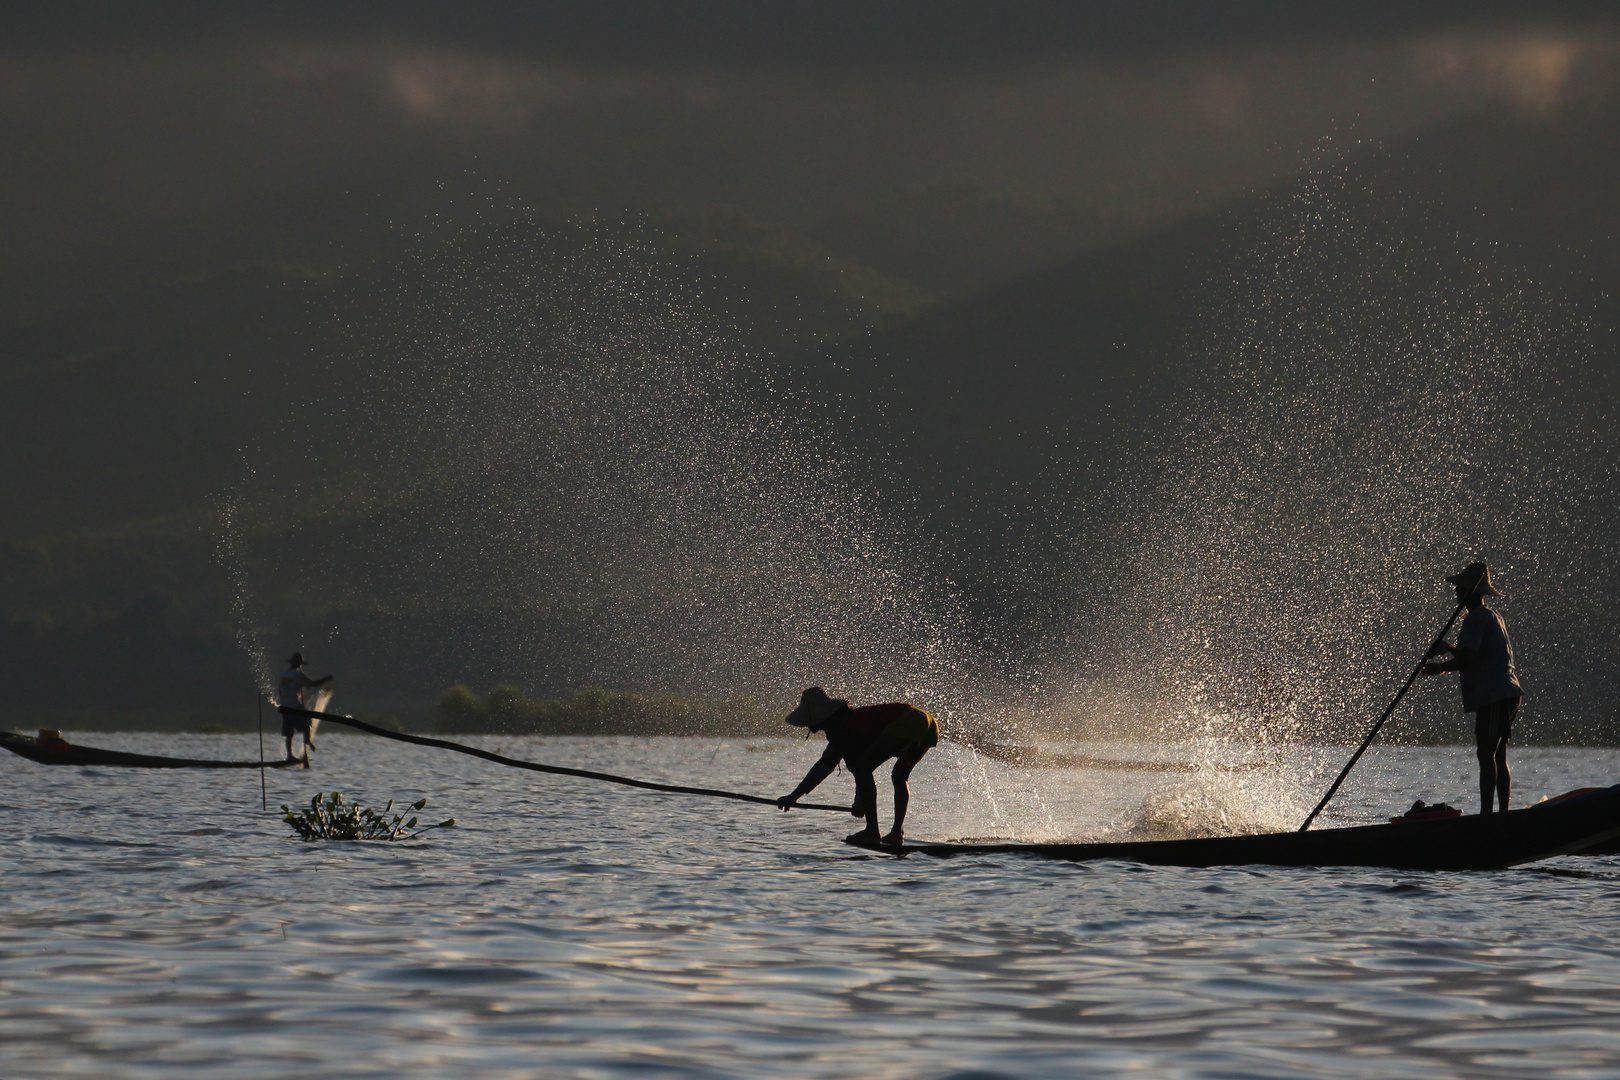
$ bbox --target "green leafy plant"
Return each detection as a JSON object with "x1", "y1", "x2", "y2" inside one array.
[{"x1": 282, "y1": 792, "x2": 455, "y2": 841}]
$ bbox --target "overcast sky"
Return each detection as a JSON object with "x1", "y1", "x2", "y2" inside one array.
[
  {"x1": 5, "y1": 3, "x2": 1619, "y2": 714},
  {"x1": 3, "y1": 1, "x2": 1617, "y2": 300}
]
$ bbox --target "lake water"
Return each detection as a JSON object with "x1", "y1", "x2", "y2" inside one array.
[{"x1": 4, "y1": 732, "x2": 1620, "y2": 1079}]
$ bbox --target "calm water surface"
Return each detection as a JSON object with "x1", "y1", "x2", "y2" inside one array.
[{"x1": 3, "y1": 734, "x2": 1620, "y2": 1079}]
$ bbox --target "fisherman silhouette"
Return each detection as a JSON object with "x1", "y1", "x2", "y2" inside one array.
[
  {"x1": 278, "y1": 652, "x2": 334, "y2": 763},
  {"x1": 775, "y1": 687, "x2": 939, "y2": 846},
  {"x1": 1423, "y1": 562, "x2": 1523, "y2": 814}
]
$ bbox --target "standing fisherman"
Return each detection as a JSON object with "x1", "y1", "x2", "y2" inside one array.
[
  {"x1": 1423, "y1": 562, "x2": 1523, "y2": 814},
  {"x1": 278, "y1": 652, "x2": 334, "y2": 763},
  {"x1": 776, "y1": 686, "x2": 938, "y2": 846}
]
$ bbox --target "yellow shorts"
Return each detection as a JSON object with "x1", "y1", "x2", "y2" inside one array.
[{"x1": 880, "y1": 706, "x2": 939, "y2": 750}]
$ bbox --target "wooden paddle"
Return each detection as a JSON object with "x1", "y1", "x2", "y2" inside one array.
[{"x1": 1298, "y1": 601, "x2": 1467, "y2": 832}]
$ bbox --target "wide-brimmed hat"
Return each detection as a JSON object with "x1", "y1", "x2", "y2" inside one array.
[
  {"x1": 785, "y1": 686, "x2": 848, "y2": 728},
  {"x1": 1446, "y1": 562, "x2": 1505, "y2": 598},
  {"x1": 287, "y1": 652, "x2": 306, "y2": 666}
]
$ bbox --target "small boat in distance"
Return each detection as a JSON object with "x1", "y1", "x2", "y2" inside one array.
[
  {"x1": 0, "y1": 730, "x2": 301, "y2": 770},
  {"x1": 853, "y1": 784, "x2": 1620, "y2": 871}
]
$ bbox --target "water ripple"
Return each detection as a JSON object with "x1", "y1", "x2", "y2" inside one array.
[{"x1": 3, "y1": 738, "x2": 1620, "y2": 1079}]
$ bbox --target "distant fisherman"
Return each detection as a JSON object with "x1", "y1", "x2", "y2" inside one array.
[
  {"x1": 278, "y1": 652, "x2": 334, "y2": 762},
  {"x1": 776, "y1": 687, "x2": 939, "y2": 846},
  {"x1": 1423, "y1": 562, "x2": 1523, "y2": 814}
]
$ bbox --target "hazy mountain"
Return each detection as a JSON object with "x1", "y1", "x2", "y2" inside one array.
[{"x1": 4, "y1": 100, "x2": 1619, "y2": 741}]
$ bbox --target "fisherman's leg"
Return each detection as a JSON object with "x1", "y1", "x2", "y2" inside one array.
[
  {"x1": 846, "y1": 736, "x2": 906, "y2": 844},
  {"x1": 1494, "y1": 737, "x2": 1511, "y2": 813},
  {"x1": 849, "y1": 765, "x2": 876, "y2": 819},
  {"x1": 1474, "y1": 712, "x2": 1495, "y2": 814},
  {"x1": 883, "y1": 745, "x2": 927, "y2": 846},
  {"x1": 857, "y1": 769, "x2": 879, "y2": 832},
  {"x1": 1495, "y1": 698, "x2": 1519, "y2": 813},
  {"x1": 844, "y1": 768, "x2": 881, "y2": 843},
  {"x1": 1475, "y1": 749, "x2": 1496, "y2": 814}
]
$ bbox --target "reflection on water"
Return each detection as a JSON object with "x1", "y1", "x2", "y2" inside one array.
[{"x1": 3, "y1": 734, "x2": 1620, "y2": 1079}]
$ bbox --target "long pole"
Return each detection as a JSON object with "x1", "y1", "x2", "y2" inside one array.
[
  {"x1": 1298, "y1": 602, "x2": 1467, "y2": 832},
  {"x1": 279, "y1": 705, "x2": 852, "y2": 813},
  {"x1": 258, "y1": 693, "x2": 266, "y2": 811}
]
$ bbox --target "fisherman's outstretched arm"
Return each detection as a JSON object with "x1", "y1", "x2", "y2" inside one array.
[{"x1": 778, "y1": 745, "x2": 841, "y2": 810}]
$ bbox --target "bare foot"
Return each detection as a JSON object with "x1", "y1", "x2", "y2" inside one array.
[
  {"x1": 845, "y1": 828, "x2": 881, "y2": 846},
  {"x1": 880, "y1": 829, "x2": 904, "y2": 847}
]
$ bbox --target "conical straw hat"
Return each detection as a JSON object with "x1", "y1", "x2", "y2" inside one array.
[
  {"x1": 785, "y1": 686, "x2": 848, "y2": 727},
  {"x1": 1446, "y1": 561, "x2": 1505, "y2": 598}
]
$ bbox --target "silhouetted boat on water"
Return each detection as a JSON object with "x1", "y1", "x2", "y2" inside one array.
[
  {"x1": 9, "y1": 714, "x2": 1616, "y2": 869},
  {"x1": 0, "y1": 730, "x2": 300, "y2": 770},
  {"x1": 855, "y1": 785, "x2": 1620, "y2": 870}
]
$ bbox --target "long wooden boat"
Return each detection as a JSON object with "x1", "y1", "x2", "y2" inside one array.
[
  {"x1": 854, "y1": 783, "x2": 1620, "y2": 870},
  {"x1": 0, "y1": 730, "x2": 301, "y2": 769}
]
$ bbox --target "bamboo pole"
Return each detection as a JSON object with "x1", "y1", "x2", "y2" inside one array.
[
  {"x1": 279, "y1": 705, "x2": 852, "y2": 813},
  {"x1": 258, "y1": 693, "x2": 266, "y2": 811},
  {"x1": 1299, "y1": 602, "x2": 1467, "y2": 832}
]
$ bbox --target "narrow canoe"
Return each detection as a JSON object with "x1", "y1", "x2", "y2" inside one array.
[
  {"x1": 0, "y1": 731, "x2": 301, "y2": 769},
  {"x1": 854, "y1": 784, "x2": 1620, "y2": 871}
]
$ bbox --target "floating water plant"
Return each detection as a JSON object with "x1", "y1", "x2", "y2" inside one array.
[{"x1": 282, "y1": 792, "x2": 455, "y2": 841}]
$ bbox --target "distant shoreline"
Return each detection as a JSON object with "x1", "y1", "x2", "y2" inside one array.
[{"x1": 4, "y1": 683, "x2": 1611, "y2": 747}]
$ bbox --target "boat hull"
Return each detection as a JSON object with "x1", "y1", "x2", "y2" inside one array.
[
  {"x1": 862, "y1": 785, "x2": 1620, "y2": 871},
  {"x1": 0, "y1": 731, "x2": 300, "y2": 769}
]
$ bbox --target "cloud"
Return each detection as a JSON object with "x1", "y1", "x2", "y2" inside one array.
[
  {"x1": 386, "y1": 53, "x2": 525, "y2": 125},
  {"x1": 1409, "y1": 28, "x2": 1614, "y2": 112},
  {"x1": 0, "y1": 16, "x2": 1616, "y2": 304}
]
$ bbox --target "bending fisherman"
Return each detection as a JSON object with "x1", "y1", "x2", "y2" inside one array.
[
  {"x1": 278, "y1": 652, "x2": 334, "y2": 762},
  {"x1": 776, "y1": 686, "x2": 939, "y2": 846},
  {"x1": 1423, "y1": 562, "x2": 1523, "y2": 814}
]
